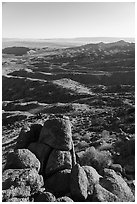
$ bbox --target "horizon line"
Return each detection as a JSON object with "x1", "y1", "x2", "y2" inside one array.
[{"x1": 2, "y1": 36, "x2": 135, "y2": 40}]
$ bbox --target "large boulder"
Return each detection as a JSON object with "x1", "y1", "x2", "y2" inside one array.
[
  {"x1": 70, "y1": 164, "x2": 88, "y2": 201},
  {"x1": 28, "y1": 142, "x2": 52, "y2": 173},
  {"x1": 45, "y1": 169, "x2": 71, "y2": 196},
  {"x1": 2, "y1": 168, "x2": 44, "y2": 195},
  {"x1": 83, "y1": 166, "x2": 102, "y2": 195},
  {"x1": 34, "y1": 191, "x2": 56, "y2": 202},
  {"x1": 15, "y1": 124, "x2": 42, "y2": 149},
  {"x1": 100, "y1": 168, "x2": 135, "y2": 202},
  {"x1": 45, "y1": 149, "x2": 72, "y2": 176},
  {"x1": 92, "y1": 184, "x2": 119, "y2": 202},
  {"x1": 56, "y1": 196, "x2": 74, "y2": 202},
  {"x1": 4, "y1": 149, "x2": 40, "y2": 172},
  {"x1": 39, "y1": 116, "x2": 72, "y2": 150}
]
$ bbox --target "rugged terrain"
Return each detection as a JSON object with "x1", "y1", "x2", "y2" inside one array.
[{"x1": 2, "y1": 40, "x2": 135, "y2": 201}]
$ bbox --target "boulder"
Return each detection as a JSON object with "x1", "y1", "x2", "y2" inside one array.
[
  {"x1": 45, "y1": 169, "x2": 71, "y2": 196},
  {"x1": 39, "y1": 116, "x2": 72, "y2": 150},
  {"x1": 70, "y1": 164, "x2": 88, "y2": 201},
  {"x1": 4, "y1": 149, "x2": 40, "y2": 172},
  {"x1": 92, "y1": 184, "x2": 119, "y2": 202},
  {"x1": 2, "y1": 168, "x2": 44, "y2": 194},
  {"x1": 56, "y1": 196, "x2": 74, "y2": 202},
  {"x1": 83, "y1": 166, "x2": 102, "y2": 195},
  {"x1": 34, "y1": 191, "x2": 56, "y2": 202},
  {"x1": 15, "y1": 124, "x2": 42, "y2": 149},
  {"x1": 45, "y1": 149, "x2": 72, "y2": 176},
  {"x1": 28, "y1": 142, "x2": 52, "y2": 173},
  {"x1": 100, "y1": 168, "x2": 135, "y2": 202}
]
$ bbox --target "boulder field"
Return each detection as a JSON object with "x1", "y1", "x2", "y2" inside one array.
[{"x1": 2, "y1": 115, "x2": 134, "y2": 202}]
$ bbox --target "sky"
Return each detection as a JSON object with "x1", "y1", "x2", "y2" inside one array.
[{"x1": 2, "y1": 2, "x2": 135, "y2": 39}]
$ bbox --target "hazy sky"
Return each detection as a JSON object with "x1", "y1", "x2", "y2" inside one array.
[{"x1": 2, "y1": 2, "x2": 135, "y2": 39}]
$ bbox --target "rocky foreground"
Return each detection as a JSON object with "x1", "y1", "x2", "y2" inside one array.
[{"x1": 2, "y1": 115, "x2": 135, "y2": 202}]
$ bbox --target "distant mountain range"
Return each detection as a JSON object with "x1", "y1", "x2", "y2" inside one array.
[
  {"x1": 2, "y1": 40, "x2": 135, "y2": 59},
  {"x1": 2, "y1": 37, "x2": 135, "y2": 49}
]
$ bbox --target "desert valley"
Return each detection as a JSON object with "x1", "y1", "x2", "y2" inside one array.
[{"x1": 2, "y1": 38, "x2": 135, "y2": 202}]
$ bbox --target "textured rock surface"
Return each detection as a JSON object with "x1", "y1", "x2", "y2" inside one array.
[
  {"x1": 2, "y1": 168, "x2": 44, "y2": 193},
  {"x1": 28, "y1": 142, "x2": 52, "y2": 173},
  {"x1": 56, "y1": 196, "x2": 74, "y2": 202},
  {"x1": 45, "y1": 169, "x2": 71, "y2": 196},
  {"x1": 83, "y1": 165, "x2": 102, "y2": 195},
  {"x1": 100, "y1": 168, "x2": 135, "y2": 202},
  {"x1": 34, "y1": 191, "x2": 56, "y2": 202},
  {"x1": 39, "y1": 116, "x2": 72, "y2": 150},
  {"x1": 5, "y1": 197, "x2": 30, "y2": 202},
  {"x1": 4, "y1": 149, "x2": 40, "y2": 172},
  {"x1": 92, "y1": 184, "x2": 119, "y2": 202},
  {"x1": 70, "y1": 164, "x2": 88, "y2": 201},
  {"x1": 2, "y1": 186, "x2": 31, "y2": 201},
  {"x1": 45, "y1": 149, "x2": 72, "y2": 176}
]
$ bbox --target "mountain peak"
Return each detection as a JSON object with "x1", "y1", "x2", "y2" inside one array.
[{"x1": 114, "y1": 40, "x2": 129, "y2": 46}]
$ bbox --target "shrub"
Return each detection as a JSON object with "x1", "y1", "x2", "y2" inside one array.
[
  {"x1": 97, "y1": 142, "x2": 113, "y2": 151},
  {"x1": 114, "y1": 138, "x2": 135, "y2": 158},
  {"x1": 78, "y1": 146, "x2": 112, "y2": 173},
  {"x1": 76, "y1": 141, "x2": 89, "y2": 150}
]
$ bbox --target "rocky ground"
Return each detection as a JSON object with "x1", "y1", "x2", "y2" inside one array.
[{"x1": 2, "y1": 40, "x2": 135, "y2": 202}]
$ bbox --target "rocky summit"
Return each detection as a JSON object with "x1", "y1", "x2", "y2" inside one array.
[{"x1": 2, "y1": 115, "x2": 135, "y2": 202}]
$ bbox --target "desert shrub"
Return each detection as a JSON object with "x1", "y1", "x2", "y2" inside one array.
[
  {"x1": 72, "y1": 133, "x2": 82, "y2": 141},
  {"x1": 114, "y1": 138, "x2": 135, "y2": 158},
  {"x1": 97, "y1": 142, "x2": 113, "y2": 151},
  {"x1": 76, "y1": 141, "x2": 89, "y2": 151},
  {"x1": 78, "y1": 146, "x2": 112, "y2": 173},
  {"x1": 82, "y1": 133, "x2": 91, "y2": 142}
]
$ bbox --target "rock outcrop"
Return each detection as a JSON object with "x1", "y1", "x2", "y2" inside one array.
[{"x1": 2, "y1": 114, "x2": 134, "y2": 202}]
